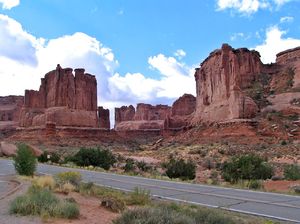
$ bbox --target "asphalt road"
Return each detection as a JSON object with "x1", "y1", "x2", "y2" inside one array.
[{"x1": 1, "y1": 159, "x2": 300, "y2": 223}]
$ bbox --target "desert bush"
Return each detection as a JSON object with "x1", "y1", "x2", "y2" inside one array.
[
  {"x1": 293, "y1": 185, "x2": 300, "y2": 194},
  {"x1": 101, "y1": 196, "x2": 126, "y2": 213},
  {"x1": 79, "y1": 182, "x2": 95, "y2": 195},
  {"x1": 38, "y1": 151, "x2": 60, "y2": 163},
  {"x1": 165, "y1": 158, "x2": 196, "y2": 180},
  {"x1": 14, "y1": 143, "x2": 37, "y2": 176},
  {"x1": 222, "y1": 154, "x2": 273, "y2": 183},
  {"x1": 113, "y1": 203, "x2": 235, "y2": 224},
  {"x1": 127, "y1": 187, "x2": 150, "y2": 205},
  {"x1": 124, "y1": 158, "x2": 135, "y2": 172},
  {"x1": 55, "y1": 171, "x2": 82, "y2": 188},
  {"x1": 10, "y1": 186, "x2": 79, "y2": 219},
  {"x1": 60, "y1": 182, "x2": 76, "y2": 194},
  {"x1": 284, "y1": 164, "x2": 300, "y2": 180},
  {"x1": 248, "y1": 179, "x2": 263, "y2": 190},
  {"x1": 34, "y1": 176, "x2": 55, "y2": 190},
  {"x1": 71, "y1": 147, "x2": 116, "y2": 170},
  {"x1": 136, "y1": 160, "x2": 152, "y2": 172}
]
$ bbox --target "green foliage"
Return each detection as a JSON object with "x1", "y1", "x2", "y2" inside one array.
[
  {"x1": 38, "y1": 151, "x2": 60, "y2": 163},
  {"x1": 281, "y1": 140, "x2": 287, "y2": 146},
  {"x1": 124, "y1": 158, "x2": 135, "y2": 172},
  {"x1": 55, "y1": 171, "x2": 82, "y2": 188},
  {"x1": 222, "y1": 154, "x2": 273, "y2": 183},
  {"x1": 9, "y1": 186, "x2": 79, "y2": 219},
  {"x1": 165, "y1": 158, "x2": 196, "y2": 180},
  {"x1": 136, "y1": 160, "x2": 152, "y2": 172},
  {"x1": 127, "y1": 187, "x2": 151, "y2": 206},
  {"x1": 101, "y1": 196, "x2": 126, "y2": 213},
  {"x1": 248, "y1": 179, "x2": 263, "y2": 190},
  {"x1": 113, "y1": 203, "x2": 235, "y2": 224},
  {"x1": 13, "y1": 143, "x2": 37, "y2": 176},
  {"x1": 284, "y1": 164, "x2": 300, "y2": 180},
  {"x1": 71, "y1": 147, "x2": 116, "y2": 170}
]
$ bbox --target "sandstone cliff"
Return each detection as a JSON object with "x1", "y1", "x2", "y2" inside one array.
[
  {"x1": 98, "y1": 106, "x2": 110, "y2": 129},
  {"x1": 20, "y1": 65, "x2": 98, "y2": 127},
  {"x1": 0, "y1": 96, "x2": 24, "y2": 129},
  {"x1": 192, "y1": 44, "x2": 261, "y2": 124}
]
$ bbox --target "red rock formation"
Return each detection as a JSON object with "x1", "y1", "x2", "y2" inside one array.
[
  {"x1": 134, "y1": 104, "x2": 171, "y2": 121},
  {"x1": 114, "y1": 104, "x2": 171, "y2": 131},
  {"x1": 276, "y1": 46, "x2": 300, "y2": 89},
  {"x1": 115, "y1": 105, "x2": 135, "y2": 125},
  {"x1": 0, "y1": 96, "x2": 24, "y2": 130},
  {"x1": 98, "y1": 106, "x2": 110, "y2": 129},
  {"x1": 20, "y1": 65, "x2": 98, "y2": 127},
  {"x1": 166, "y1": 94, "x2": 196, "y2": 129},
  {"x1": 171, "y1": 94, "x2": 196, "y2": 116},
  {"x1": 192, "y1": 44, "x2": 261, "y2": 124}
]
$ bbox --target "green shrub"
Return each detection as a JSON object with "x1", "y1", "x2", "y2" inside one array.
[
  {"x1": 101, "y1": 196, "x2": 126, "y2": 213},
  {"x1": 113, "y1": 203, "x2": 235, "y2": 224},
  {"x1": 124, "y1": 158, "x2": 135, "y2": 172},
  {"x1": 284, "y1": 164, "x2": 300, "y2": 180},
  {"x1": 248, "y1": 179, "x2": 263, "y2": 190},
  {"x1": 14, "y1": 143, "x2": 37, "y2": 176},
  {"x1": 165, "y1": 158, "x2": 196, "y2": 180},
  {"x1": 38, "y1": 151, "x2": 60, "y2": 163},
  {"x1": 127, "y1": 187, "x2": 150, "y2": 205},
  {"x1": 136, "y1": 161, "x2": 151, "y2": 172},
  {"x1": 10, "y1": 185, "x2": 79, "y2": 219},
  {"x1": 71, "y1": 147, "x2": 116, "y2": 170},
  {"x1": 54, "y1": 201, "x2": 79, "y2": 219},
  {"x1": 55, "y1": 171, "x2": 82, "y2": 188},
  {"x1": 222, "y1": 154, "x2": 273, "y2": 183}
]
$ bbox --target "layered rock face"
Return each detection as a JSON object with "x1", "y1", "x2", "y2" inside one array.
[
  {"x1": 276, "y1": 46, "x2": 300, "y2": 89},
  {"x1": 98, "y1": 106, "x2": 110, "y2": 129},
  {"x1": 192, "y1": 44, "x2": 261, "y2": 124},
  {"x1": 115, "y1": 95, "x2": 197, "y2": 131},
  {"x1": 20, "y1": 65, "x2": 98, "y2": 127},
  {"x1": 0, "y1": 96, "x2": 24, "y2": 129},
  {"x1": 167, "y1": 94, "x2": 196, "y2": 129},
  {"x1": 115, "y1": 104, "x2": 172, "y2": 130}
]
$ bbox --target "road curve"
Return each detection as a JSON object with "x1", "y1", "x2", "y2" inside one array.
[{"x1": 1, "y1": 158, "x2": 300, "y2": 223}]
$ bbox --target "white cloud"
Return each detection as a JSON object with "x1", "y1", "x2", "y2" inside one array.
[
  {"x1": 0, "y1": 14, "x2": 117, "y2": 99},
  {"x1": 280, "y1": 16, "x2": 294, "y2": 23},
  {"x1": 108, "y1": 54, "x2": 195, "y2": 104},
  {"x1": 0, "y1": 14, "x2": 196, "y2": 126},
  {"x1": 0, "y1": 0, "x2": 19, "y2": 9},
  {"x1": 255, "y1": 26, "x2": 300, "y2": 63},
  {"x1": 174, "y1": 49, "x2": 186, "y2": 59},
  {"x1": 216, "y1": 0, "x2": 292, "y2": 14}
]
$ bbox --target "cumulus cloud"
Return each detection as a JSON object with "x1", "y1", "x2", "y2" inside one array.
[
  {"x1": 255, "y1": 26, "x2": 300, "y2": 63},
  {"x1": 0, "y1": 0, "x2": 19, "y2": 9},
  {"x1": 0, "y1": 14, "x2": 117, "y2": 99},
  {"x1": 0, "y1": 14, "x2": 196, "y2": 126},
  {"x1": 108, "y1": 54, "x2": 195, "y2": 104},
  {"x1": 216, "y1": 0, "x2": 292, "y2": 14}
]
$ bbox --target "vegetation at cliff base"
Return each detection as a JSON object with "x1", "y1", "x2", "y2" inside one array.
[{"x1": 13, "y1": 143, "x2": 37, "y2": 176}]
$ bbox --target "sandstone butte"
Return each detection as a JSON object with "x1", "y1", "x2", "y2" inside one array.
[
  {"x1": 0, "y1": 44, "x2": 300, "y2": 132},
  {"x1": 18, "y1": 64, "x2": 110, "y2": 129}
]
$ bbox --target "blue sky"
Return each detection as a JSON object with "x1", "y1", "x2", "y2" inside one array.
[{"x1": 0, "y1": 0, "x2": 300, "y2": 120}]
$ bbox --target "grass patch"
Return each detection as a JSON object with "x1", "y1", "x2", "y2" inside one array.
[
  {"x1": 10, "y1": 186, "x2": 79, "y2": 219},
  {"x1": 113, "y1": 202, "x2": 267, "y2": 224}
]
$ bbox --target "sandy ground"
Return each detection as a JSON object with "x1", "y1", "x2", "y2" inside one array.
[
  {"x1": 52, "y1": 192, "x2": 119, "y2": 224},
  {"x1": 0, "y1": 176, "x2": 42, "y2": 224},
  {"x1": 264, "y1": 180, "x2": 300, "y2": 192}
]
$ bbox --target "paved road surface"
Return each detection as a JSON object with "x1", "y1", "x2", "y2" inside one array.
[{"x1": 1, "y1": 159, "x2": 300, "y2": 223}]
